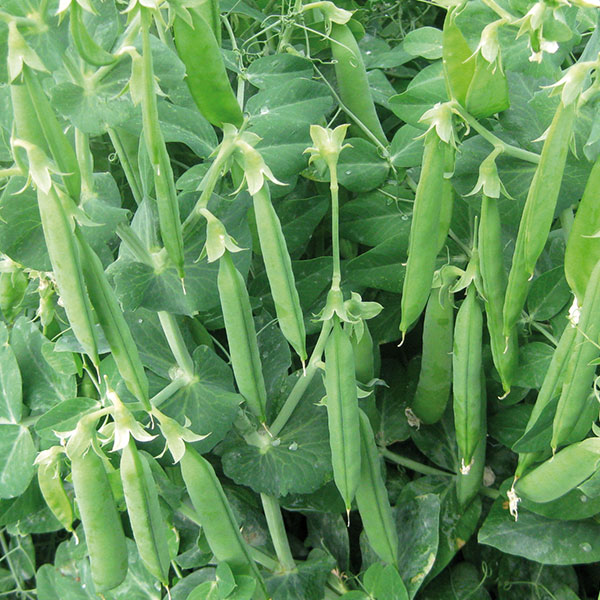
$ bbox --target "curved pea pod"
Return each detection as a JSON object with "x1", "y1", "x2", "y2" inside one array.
[
  {"x1": 453, "y1": 285, "x2": 484, "y2": 471},
  {"x1": 503, "y1": 101, "x2": 576, "y2": 336},
  {"x1": 252, "y1": 185, "x2": 306, "y2": 361},
  {"x1": 436, "y1": 145, "x2": 455, "y2": 254},
  {"x1": 442, "y1": 7, "x2": 475, "y2": 105},
  {"x1": 552, "y1": 261, "x2": 600, "y2": 450},
  {"x1": 218, "y1": 251, "x2": 267, "y2": 421},
  {"x1": 71, "y1": 447, "x2": 128, "y2": 592},
  {"x1": 400, "y1": 131, "x2": 446, "y2": 337},
  {"x1": 70, "y1": 1, "x2": 116, "y2": 67},
  {"x1": 411, "y1": 287, "x2": 453, "y2": 425},
  {"x1": 515, "y1": 438, "x2": 600, "y2": 503},
  {"x1": 464, "y1": 52, "x2": 509, "y2": 119},
  {"x1": 330, "y1": 22, "x2": 387, "y2": 145},
  {"x1": 76, "y1": 233, "x2": 150, "y2": 409},
  {"x1": 21, "y1": 67, "x2": 81, "y2": 201},
  {"x1": 355, "y1": 409, "x2": 398, "y2": 565},
  {"x1": 565, "y1": 156, "x2": 600, "y2": 305},
  {"x1": 36, "y1": 448, "x2": 74, "y2": 532},
  {"x1": 324, "y1": 318, "x2": 361, "y2": 512},
  {"x1": 173, "y1": 8, "x2": 243, "y2": 128},
  {"x1": 121, "y1": 439, "x2": 170, "y2": 585},
  {"x1": 479, "y1": 195, "x2": 517, "y2": 393},
  {"x1": 179, "y1": 446, "x2": 267, "y2": 598},
  {"x1": 37, "y1": 187, "x2": 99, "y2": 365}
]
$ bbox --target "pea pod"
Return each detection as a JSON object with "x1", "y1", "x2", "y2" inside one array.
[
  {"x1": 515, "y1": 438, "x2": 600, "y2": 504},
  {"x1": 503, "y1": 101, "x2": 576, "y2": 337},
  {"x1": 218, "y1": 251, "x2": 267, "y2": 421},
  {"x1": 464, "y1": 51, "x2": 509, "y2": 119},
  {"x1": 196, "y1": 0, "x2": 221, "y2": 45},
  {"x1": 479, "y1": 195, "x2": 517, "y2": 393},
  {"x1": 355, "y1": 409, "x2": 398, "y2": 565},
  {"x1": 456, "y1": 426, "x2": 486, "y2": 509},
  {"x1": 552, "y1": 260, "x2": 600, "y2": 450},
  {"x1": 173, "y1": 7, "x2": 243, "y2": 128},
  {"x1": 411, "y1": 287, "x2": 453, "y2": 424},
  {"x1": 179, "y1": 445, "x2": 267, "y2": 598},
  {"x1": 564, "y1": 156, "x2": 600, "y2": 305},
  {"x1": 324, "y1": 318, "x2": 361, "y2": 512},
  {"x1": 121, "y1": 439, "x2": 170, "y2": 585},
  {"x1": 70, "y1": 2, "x2": 116, "y2": 67},
  {"x1": 442, "y1": 6, "x2": 475, "y2": 106},
  {"x1": 0, "y1": 269, "x2": 28, "y2": 322},
  {"x1": 37, "y1": 448, "x2": 73, "y2": 532},
  {"x1": 330, "y1": 22, "x2": 387, "y2": 145},
  {"x1": 71, "y1": 446, "x2": 128, "y2": 592},
  {"x1": 436, "y1": 145, "x2": 455, "y2": 254},
  {"x1": 453, "y1": 285, "x2": 484, "y2": 471},
  {"x1": 37, "y1": 187, "x2": 99, "y2": 365},
  {"x1": 400, "y1": 130, "x2": 447, "y2": 337},
  {"x1": 252, "y1": 184, "x2": 306, "y2": 361},
  {"x1": 76, "y1": 233, "x2": 150, "y2": 409}
]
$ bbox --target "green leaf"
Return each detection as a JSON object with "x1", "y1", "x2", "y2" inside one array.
[
  {"x1": 390, "y1": 126, "x2": 425, "y2": 168},
  {"x1": 403, "y1": 27, "x2": 443, "y2": 60},
  {"x1": 246, "y1": 55, "x2": 314, "y2": 89},
  {"x1": 0, "y1": 322, "x2": 22, "y2": 423},
  {"x1": 488, "y1": 404, "x2": 532, "y2": 449},
  {"x1": 420, "y1": 562, "x2": 491, "y2": 599},
  {"x1": 0, "y1": 424, "x2": 35, "y2": 498},
  {"x1": 409, "y1": 407, "x2": 458, "y2": 473},
  {"x1": 279, "y1": 196, "x2": 328, "y2": 258},
  {"x1": 306, "y1": 513, "x2": 349, "y2": 572},
  {"x1": 337, "y1": 139, "x2": 389, "y2": 193},
  {"x1": 527, "y1": 267, "x2": 571, "y2": 322},
  {"x1": 513, "y1": 343, "x2": 554, "y2": 390},
  {"x1": 34, "y1": 398, "x2": 99, "y2": 442},
  {"x1": 377, "y1": 361, "x2": 412, "y2": 446},
  {"x1": 363, "y1": 563, "x2": 409, "y2": 600}
]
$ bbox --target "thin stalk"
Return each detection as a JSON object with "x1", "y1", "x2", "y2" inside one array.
[
  {"x1": 269, "y1": 320, "x2": 332, "y2": 436},
  {"x1": 260, "y1": 494, "x2": 296, "y2": 572},
  {"x1": 0, "y1": 531, "x2": 25, "y2": 596},
  {"x1": 451, "y1": 102, "x2": 540, "y2": 164},
  {"x1": 248, "y1": 547, "x2": 280, "y2": 572},
  {"x1": 329, "y1": 165, "x2": 341, "y2": 288},
  {"x1": 108, "y1": 128, "x2": 143, "y2": 206},
  {"x1": 157, "y1": 312, "x2": 195, "y2": 378},
  {"x1": 479, "y1": 486, "x2": 501, "y2": 500},
  {"x1": 480, "y1": 0, "x2": 515, "y2": 22},
  {"x1": 380, "y1": 448, "x2": 456, "y2": 477},
  {"x1": 75, "y1": 129, "x2": 94, "y2": 198},
  {"x1": 116, "y1": 223, "x2": 155, "y2": 267},
  {"x1": 150, "y1": 377, "x2": 188, "y2": 408},
  {"x1": 221, "y1": 15, "x2": 246, "y2": 109}
]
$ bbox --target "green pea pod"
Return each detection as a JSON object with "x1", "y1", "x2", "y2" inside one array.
[
  {"x1": 140, "y1": 10, "x2": 185, "y2": 280},
  {"x1": 21, "y1": 67, "x2": 81, "y2": 201},
  {"x1": 503, "y1": 101, "x2": 576, "y2": 337},
  {"x1": 37, "y1": 451, "x2": 74, "y2": 532},
  {"x1": 180, "y1": 445, "x2": 267, "y2": 598},
  {"x1": 218, "y1": 251, "x2": 267, "y2": 421},
  {"x1": 453, "y1": 285, "x2": 484, "y2": 471},
  {"x1": 77, "y1": 233, "x2": 150, "y2": 409},
  {"x1": 552, "y1": 260, "x2": 600, "y2": 450},
  {"x1": 400, "y1": 130, "x2": 446, "y2": 337},
  {"x1": 71, "y1": 447, "x2": 128, "y2": 592},
  {"x1": 324, "y1": 318, "x2": 361, "y2": 512},
  {"x1": 411, "y1": 287, "x2": 453, "y2": 425},
  {"x1": 196, "y1": 0, "x2": 221, "y2": 45},
  {"x1": 479, "y1": 195, "x2": 517, "y2": 394},
  {"x1": 252, "y1": 185, "x2": 306, "y2": 361},
  {"x1": 515, "y1": 438, "x2": 600, "y2": 503},
  {"x1": 464, "y1": 52, "x2": 509, "y2": 119},
  {"x1": 355, "y1": 409, "x2": 398, "y2": 565},
  {"x1": 330, "y1": 22, "x2": 387, "y2": 145},
  {"x1": 442, "y1": 6, "x2": 475, "y2": 105},
  {"x1": 37, "y1": 187, "x2": 99, "y2": 365},
  {"x1": 70, "y1": 2, "x2": 116, "y2": 67},
  {"x1": 173, "y1": 8, "x2": 243, "y2": 128},
  {"x1": 121, "y1": 439, "x2": 170, "y2": 584},
  {"x1": 351, "y1": 321, "x2": 375, "y2": 386},
  {"x1": 10, "y1": 83, "x2": 49, "y2": 155},
  {"x1": 565, "y1": 156, "x2": 600, "y2": 305},
  {"x1": 456, "y1": 425, "x2": 486, "y2": 509},
  {"x1": 0, "y1": 269, "x2": 27, "y2": 322},
  {"x1": 436, "y1": 146, "x2": 455, "y2": 255}
]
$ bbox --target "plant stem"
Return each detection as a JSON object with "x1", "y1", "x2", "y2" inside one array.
[
  {"x1": 108, "y1": 128, "x2": 143, "y2": 206},
  {"x1": 116, "y1": 223, "x2": 155, "y2": 267},
  {"x1": 269, "y1": 320, "x2": 332, "y2": 436},
  {"x1": 329, "y1": 165, "x2": 341, "y2": 288},
  {"x1": 248, "y1": 546, "x2": 280, "y2": 572},
  {"x1": 380, "y1": 448, "x2": 456, "y2": 477},
  {"x1": 479, "y1": 486, "x2": 501, "y2": 500},
  {"x1": 157, "y1": 312, "x2": 195, "y2": 379},
  {"x1": 75, "y1": 129, "x2": 94, "y2": 198},
  {"x1": 150, "y1": 377, "x2": 188, "y2": 408},
  {"x1": 260, "y1": 494, "x2": 296, "y2": 572}
]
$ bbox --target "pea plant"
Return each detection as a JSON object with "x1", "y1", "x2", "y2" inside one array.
[{"x1": 1, "y1": 0, "x2": 600, "y2": 598}]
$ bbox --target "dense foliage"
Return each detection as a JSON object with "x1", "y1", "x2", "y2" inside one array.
[{"x1": 1, "y1": 0, "x2": 600, "y2": 598}]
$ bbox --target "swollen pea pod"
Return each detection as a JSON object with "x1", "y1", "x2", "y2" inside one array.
[
  {"x1": 179, "y1": 445, "x2": 267, "y2": 598},
  {"x1": 10, "y1": 83, "x2": 49, "y2": 155},
  {"x1": 551, "y1": 260, "x2": 600, "y2": 450},
  {"x1": 564, "y1": 156, "x2": 600, "y2": 305},
  {"x1": 36, "y1": 448, "x2": 74, "y2": 532},
  {"x1": 140, "y1": 8, "x2": 185, "y2": 280},
  {"x1": 503, "y1": 101, "x2": 576, "y2": 337},
  {"x1": 252, "y1": 184, "x2": 306, "y2": 362},
  {"x1": 479, "y1": 195, "x2": 517, "y2": 394},
  {"x1": 70, "y1": 444, "x2": 128, "y2": 592},
  {"x1": 21, "y1": 66, "x2": 81, "y2": 201},
  {"x1": 76, "y1": 232, "x2": 150, "y2": 410},
  {"x1": 464, "y1": 51, "x2": 509, "y2": 119},
  {"x1": 411, "y1": 286, "x2": 453, "y2": 425},
  {"x1": 37, "y1": 187, "x2": 99, "y2": 365},
  {"x1": 324, "y1": 318, "x2": 361, "y2": 513},
  {"x1": 400, "y1": 130, "x2": 447, "y2": 337},
  {"x1": 436, "y1": 145, "x2": 455, "y2": 254},
  {"x1": 121, "y1": 439, "x2": 170, "y2": 585},
  {"x1": 218, "y1": 251, "x2": 267, "y2": 421},
  {"x1": 515, "y1": 438, "x2": 600, "y2": 504},
  {"x1": 355, "y1": 409, "x2": 398, "y2": 565},
  {"x1": 453, "y1": 285, "x2": 484, "y2": 472},
  {"x1": 173, "y1": 7, "x2": 242, "y2": 128},
  {"x1": 70, "y1": 2, "x2": 116, "y2": 67},
  {"x1": 330, "y1": 22, "x2": 387, "y2": 145},
  {"x1": 351, "y1": 321, "x2": 376, "y2": 386},
  {"x1": 197, "y1": 0, "x2": 222, "y2": 45}
]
